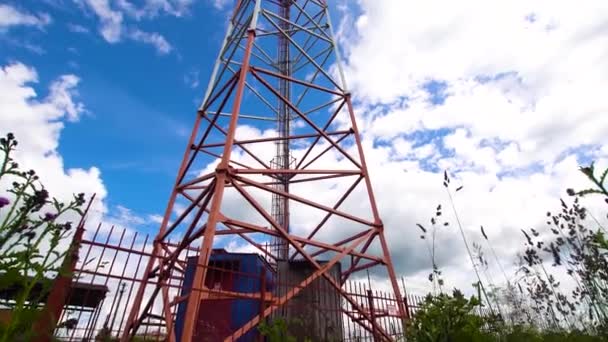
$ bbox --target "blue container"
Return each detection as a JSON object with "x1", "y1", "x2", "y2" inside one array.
[{"x1": 175, "y1": 249, "x2": 275, "y2": 341}]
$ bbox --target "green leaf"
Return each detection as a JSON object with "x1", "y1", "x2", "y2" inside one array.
[{"x1": 0, "y1": 268, "x2": 24, "y2": 290}]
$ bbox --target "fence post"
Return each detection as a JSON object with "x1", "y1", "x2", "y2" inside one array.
[
  {"x1": 367, "y1": 289, "x2": 380, "y2": 342},
  {"x1": 32, "y1": 219, "x2": 85, "y2": 341}
]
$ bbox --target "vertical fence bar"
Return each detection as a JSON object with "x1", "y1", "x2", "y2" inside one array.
[
  {"x1": 368, "y1": 289, "x2": 378, "y2": 342},
  {"x1": 108, "y1": 232, "x2": 138, "y2": 335},
  {"x1": 377, "y1": 290, "x2": 386, "y2": 337},
  {"x1": 109, "y1": 282, "x2": 127, "y2": 336},
  {"x1": 116, "y1": 233, "x2": 149, "y2": 337},
  {"x1": 87, "y1": 303, "x2": 104, "y2": 341},
  {"x1": 355, "y1": 282, "x2": 364, "y2": 341},
  {"x1": 87, "y1": 227, "x2": 127, "y2": 340},
  {"x1": 69, "y1": 225, "x2": 115, "y2": 341},
  {"x1": 345, "y1": 281, "x2": 352, "y2": 341},
  {"x1": 55, "y1": 222, "x2": 102, "y2": 335}
]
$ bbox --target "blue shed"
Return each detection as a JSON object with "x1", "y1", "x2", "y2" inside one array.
[{"x1": 175, "y1": 249, "x2": 275, "y2": 341}]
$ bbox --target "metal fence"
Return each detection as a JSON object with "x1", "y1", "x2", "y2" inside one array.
[{"x1": 52, "y1": 223, "x2": 427, "y2": 341}]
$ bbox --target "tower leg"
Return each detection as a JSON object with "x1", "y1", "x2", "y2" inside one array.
[{"x1": 180, "y1": 29, "x2": 256, "y2": 342}]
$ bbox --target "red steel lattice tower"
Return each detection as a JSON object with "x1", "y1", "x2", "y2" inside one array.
[{"x1": 121, "y1": 0, "x2": 408, "y2": 341}]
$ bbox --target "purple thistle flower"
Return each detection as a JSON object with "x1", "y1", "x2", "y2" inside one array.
[
  {"x1": 43, "y1": 212, "x2": 56, "y2": 221},
  {"x1": 0, "y1": 197, "x2": 9, "y2": 208}
]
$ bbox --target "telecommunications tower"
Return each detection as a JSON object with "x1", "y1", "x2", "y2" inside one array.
[{"x1": 121, "y1": 0, "x2": 408, "y2": 341}]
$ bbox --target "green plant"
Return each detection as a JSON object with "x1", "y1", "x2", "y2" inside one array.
[
  {"x1": 0, "y1": 132, "x2": 86, "y2": 341},
  {"x1": 406, "y1": 161, "x2": 608, "y2": 341},
  {"x1": 506, "y1": 161, "x2": 608, "y2": 338},
  {"x1": 417, "y1": 203, "x2": 450, "y2": 294},
  {"x1": 258, "y1": 317, "x2": 313, "y2": 342},
  {"x1": 258, "y1": 318, "x2": 294, "y2": 342},
  {"x1": 442, "y1": 171, "x2": 498, "y2": 317},
  {"x1": 512, "y1": 162, "x2": 608, "y2": 334},
  {"x1": 405, "y1": 288, "x2": 496, "y2": 342},
  {"x1": 563, "y1": 163, "x2": 608, "y2": 330}
]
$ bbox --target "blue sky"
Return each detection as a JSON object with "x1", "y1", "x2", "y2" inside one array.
[
  {"x1": 1, "y1": 0, "x2": 607, "y2": 291},
  {"x1": 0, "y1": 0, "x2": 261, "y2": 222},
  {"x1": 0, "y1": 0, "x2": 355, "y2": 228}
]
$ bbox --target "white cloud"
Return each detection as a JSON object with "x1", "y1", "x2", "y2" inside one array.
[
  {"x1": 0, "y1": 61, "x2": 170, "y2": 258},
  {"x1": 112, "y1": 205, "x2": 147, "y2": 226},
  {"x1": 337, "y1": 0, "x2": 608, "y2": 173},
  {"x1": 0, "y1": 4, "x2": 51, "y2": 30},
  {"x1": 0, "y1": 62, "x2": 107, "y2": 218},
  {"x1": 225, "y1": 239, "x2": 260, "y2": 254},
  {"x1": 326, "y1": 0, "x2": 608, "y2": 294},
  {"x1": 128, "y1": 29, "x2": 172, "y2": 54},
  {"x1": 84, "y1": 0, "x2": 123, "y2": 42},
  {"x1": 77, "y1": 0, "x2": 174, "y2": 54},
  {"x1": 117, "y1": 0, "x2": 194, "y2": 19},
  {"x1": 48, "y1": 75, "x2": 87, "y2": 121},
  {"x1": 340, "y1": 1, "x2": 608, "y2": 164},
  {"x1": 115, "y1": 0, "x2": 145, "y2": 19},
  {"x1": 341, "y1": 1, "x2": 608, "y2": 104},
  {"x1": 148, "y1": 214, "x2": 164, "y2": 224}
]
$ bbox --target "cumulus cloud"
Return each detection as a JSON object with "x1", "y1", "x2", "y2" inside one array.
[
  {"x1": 0, "y1": 62, "x2": 107, "y2": 220},
  {"x1": 0, "y1": 4, "x2": 51, "y2": 30},
  {"x1": 340, "y1": 0, "x2": 608, "y2": 163},
  {"x1": 327, "y1": 0, "x2": 608, "y2": 291},
  {"x1": 0, "y1": 61, "x2": 170, "y2": 252}
]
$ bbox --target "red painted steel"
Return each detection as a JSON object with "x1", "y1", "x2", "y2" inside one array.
[{"x1": 118, "y1": 1, "x2": 410, "y2": 341}]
